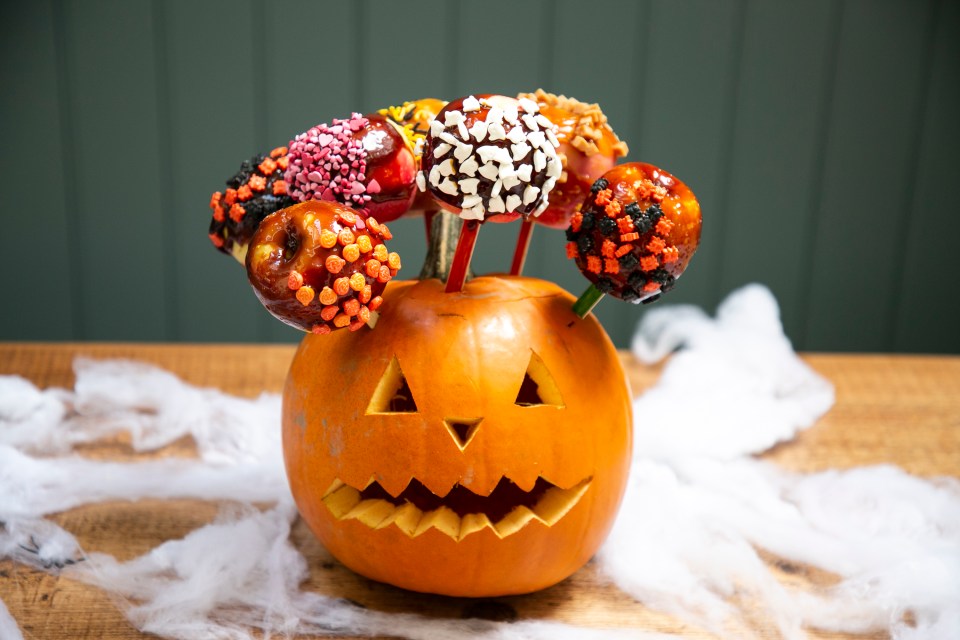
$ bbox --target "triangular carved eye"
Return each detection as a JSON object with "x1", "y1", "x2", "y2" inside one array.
[
  {"x1": 366, "y1": 356, "x2": 418, "y2": 414},
  {"x1": 514, "y1": 351, "x2": 564, "y2": 408}
]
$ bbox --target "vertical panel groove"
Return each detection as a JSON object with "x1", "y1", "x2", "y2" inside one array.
[
  {"x1": 51, "y1": 0, "x2": 84, "y2": 339},
  {"x1": 795, "y1": 0, "x2": 844, "y2": 349},
  {"x1": 355, "y1": 1, "x2": 367, "y2": 109},
  {"x1": 628, "y1": 0, "x2": 652, "y2": 155},
  {"x1": 890, "y1": 0, "x2": 940, "y2": 349},
  {"x1": 444, "y1": 1, "x2": 460, "y2": 96},
  {"x1": 152, "y1": 0, "x2": 177, "y2": 340},
  {"x1": 710, "y1": 0, "x2": 748, "y2": 303},
  {"x1": 252, "y1": 0, "x2": 271, "y2": 341}
]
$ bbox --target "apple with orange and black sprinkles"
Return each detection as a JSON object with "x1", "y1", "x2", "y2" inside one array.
[
  {"x1": 285, "y1": 112, "x2": 418, "y2": 224},
  {"x1": 568, "y1": 162, "x2": 702, "y2": 318},
  {"x1": 208, "y1": 146, "x2": 294, "y2": 263},
  {"x1": 245, "y1": 200, "x2": 401, "y2": 334}
]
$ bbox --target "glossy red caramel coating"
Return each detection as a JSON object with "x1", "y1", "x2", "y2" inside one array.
[
  {"x1": 357, "y1": 114, "x2": 418, "y2": 222},
  {"x1": 568, "y1": 162, "x2": 701, "y2": 304},
  {"x1": 246, "y1": 201, "x2": 399, "y2": 333},
  {"x1": 379, "y1": 98, "x2": 449, "y2": 216}
]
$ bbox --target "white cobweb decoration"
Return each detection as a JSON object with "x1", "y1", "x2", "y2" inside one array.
[{"x1": 1, "y1": 283, "x2": 958, "y2": 639}]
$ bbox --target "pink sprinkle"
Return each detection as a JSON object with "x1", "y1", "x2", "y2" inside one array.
[
  {"x1": 317, "y1": 134, "x2": 333, "y2": 146},
  {"x1": 307, "y1": 171, "x2": 323, "y2": 183},
  {"x1": 366, "y1": 179, "x2": 381, "y2": 194},
  {"x1": 320, "y1": 188, "x2": 335, "y2": 200}
]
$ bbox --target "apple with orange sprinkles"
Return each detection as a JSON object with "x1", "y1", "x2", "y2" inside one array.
[
  {"x1": 245, "y1": 200, "x2": 401, "y2": 334},
  {"x1": 568, "y1": 162, "x2": 702, "y2": 317}
]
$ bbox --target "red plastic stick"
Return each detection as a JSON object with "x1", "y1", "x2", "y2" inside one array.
[
  {"x1": 445, "y1": 220, "x2": 480, "y2": 293},
  {"x1": 509, "y1": 218, "x2": 534, "y2": 276}
]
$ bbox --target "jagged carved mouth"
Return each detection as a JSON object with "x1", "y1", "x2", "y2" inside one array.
[{"x1": 322, "y1": 475, "x2": 592, "y2": 541}]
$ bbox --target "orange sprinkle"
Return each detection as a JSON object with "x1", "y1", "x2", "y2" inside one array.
[
  {"x1": 615, "y1": 245, "x2": 632, "y2": 258},
  {"x1": 359, "y1": 285, "x2": 372, "y2": 304},
  {"x1": 366, "y1": 217, "x2": 381, "y2": 234},
  {"x1": 349, "y1": 319, "x2": 366, "y2": 332},
  {"x1": 617, "y1": 216, "x2": 634, "y2": 233},
  {"x1": 287, "y1": 270, "x2": 304, "y2": 290},
  {"x1": 339, "y1": 211, "x2": 357, "y2": 225},
  {"x1": 655, "y1": 218, "x2": 674, "y2": 235},
  {"x1": 620, "y1": 232, "x2": 640, "y2": 242},
  {"x1": 272, "y1": 180, "x2": 288, "y2": 196},
  {"x1": 643, "y1": 281, "x2": 661, "y2": 292},
  {"x1": 640, "y1": 255, "x2": 659, "y2": 272},
  {"x1": 325, "y1": 255, "x2": 345, "y2": 274},
  {"x1": 209, "y1": 191, "x2": 222, "y2": 209},
  {"x1": 377, "y1": 265, "x2": 392, "y2": 283},
  {"x1": 333, "y1": 313, "x2": 351, "y2": 328},
  {"x1": 586, "y1": 255, "x2": 602, "y2": 274},
  {"x1": 321, "y1": 305, "x2": 338, "y2": 321},
  {"x1": 333, "y1": 277, "x2": 350, "y2": 296},
  {"x1": 270, "y1": 146, "x2": 288, "y2": 159},
  {"x1": 319, "y1": 286, "x2": 337, "y2": 306},
  {"x1": 368, "y1": 296, "x2": 384, "y2": 311},
  {"x1": 311, "y1": 324, "x2": 331, "y2": 335},
  {"x1": 237, "y1": 185, "x2": 253, "y2": 201},
  {"x1": 387, "y1": 252, "x2": 401, "y2": 270},
  {"x1": 342, "y1": 244, "x2": 360, "y2": 262},
  {"x1": 258, "y1": 157, "x2": 277, "y2": 175},
  {"x1": 565, "y1": 241, "x2": 578, "y2": 259},
  {"x1": 223, "y1": 189, "x2": 237, "y2": 206},
  {"x1": 651, "y1": 184, "x2": 668, "y2": 202},
  {"x1": 647, "y1": 236, "x2": 666, "y2": 254},
  {"x1": 604, "y1": 258, "x2": 620, "y2": 274},
  {"x1": 212, "y1": 205, "x2": 225, "y2": 223},
  {"x1": 277, "y1": 156, "x2": 289, "y2": 171},
  {"x1": 372, "y1": 243, "x2": 388, "y2": 262},
  {"x1": 350, "y1": 272, "x2": 366, "y2": 291},
  {"x1": 357, "y1": 235, "x2": 373, "y2": 254},
  {"x1": 605, "y1": 200, "x2": 622, "y2": 218},
  {"x1": 342, "y1": 298, "x2": 360, "y2": 316},
  {"x1": 229, "y1": 203, "x2": 246, "y2": 222},
  {"x1": 248, "y1": 175, "x2": 267, "y2": 192},
  {"x1": 208, "y1": 233, "x2": 224, "y2": 248},
  {"x1": 595, "y1": 189, "x2": 613, "y2": 206},
  {"x1": 338, "y1": 228, "x2": 355, "y2": 246},
  {"x1": 601, "y1": 240, "x2": 617, "y2": 258},
  {"x1": 365, "y1": 259, "x2": 382, "y2": 278},
  {"x1": 570, "y1": 212, "x2": 583, "y2": 232},
  {"x1": 662, "y1": 246, "x2": 680, "y2": 263},
  {"x1": 379, "y1": 224, "x2": 393, "y2": 240},
  {"x1": 357, "y1": 305, "x2": 371, "y2": 324},
  {"x1": 319, "y1": 229, "x2": 338, "y2": 249},
  {"x1": 296, "y1": 286, "x2": 315, "y2": 306}
]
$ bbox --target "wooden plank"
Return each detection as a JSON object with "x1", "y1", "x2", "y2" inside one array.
[
  {"x1": 802, "y1": 0, "x2": 936, "y2": 351},
  {"x1": 159, "y1": 0, "x2": 269, "y2": 342},
  {"x1": 0, "y1": 1, "x2": 76, "y2": 339},
  {"x1": 894, "y1": 0, "x2": 960, "y2": 354},
  {"x1": 717, "y1": 0, "x2": 840, "y2": 348}
]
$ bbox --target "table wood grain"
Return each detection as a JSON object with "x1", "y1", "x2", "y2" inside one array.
[{"x1": 1, "y1": 343, "x2": 958, "y2": 640}]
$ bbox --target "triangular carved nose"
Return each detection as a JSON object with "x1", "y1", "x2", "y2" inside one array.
[{"x1": 443, "y1": 418, "x2": 483, "y2": 450}]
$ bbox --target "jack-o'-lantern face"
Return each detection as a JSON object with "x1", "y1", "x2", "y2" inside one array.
[{"x1": 283, "y1": 276, "x2": 632, "y2": 596}]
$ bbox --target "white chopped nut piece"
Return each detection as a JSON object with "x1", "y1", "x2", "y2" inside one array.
[
  {"x1": 498, "y1": 163, "x2": 517, "y2": 180},
  {"x1": 428, "y1": 164, "x2": 442, "y2": 186},
  {"x1": 477, "y1": 146, "x2": 502, "y2": 164},
  {"x1": 439, "y1": 158, "x2": 456, "y2": 177},
  {"x1": 491, "y1": 179, "x2": 503, "y2": 198},
  {"x1": 521, "y1": 114, "x2": 540, "y2": 131},
  {"x1": 535, "y1": 114, "x2": 554, "y2": 130},
  {"x1": 479, "y1": 162, "x2": 500, "y2": 180},
  {"x1": 511, "y1": 142, "x2": 531, "y2": 161},
  {"x1": 453, "y1": 143, "x2": 474, "y2": 163},
  {"x1": 430, "y1": 120, "x2": 445, "y2": 136},
  {"x1": 516, "y1": 163, "x2": 533, "y2": 182},
  {"x1": 505, "y1": 194, "x2": 522, "y2": 212},
  {"x1": 546, "y1": 156, "x2": 562, "y2": 178},
  {"x1": 438, "y1": 131, "x2": 459, "y2": 146},
  {"x1": 459, "y1": 177, "x2": 480, "y2": 194},
  {"x1": 416, "y1": 170, "x2": 426, "y2": 192},
  {"x1": 488, "y1": 195, "x2": 505, "y2": 213},
  {"x1": 494, "y1": 147, "x2": 513, "y2": 165},
  {"x1": 542, "y1": 176, "x2": 557, "y2": 196},
  {"x1": 518, "y1": 97, "x2": 539, "y2": 114},
  {"x1": 487, "y1": 122, "x2": 507, "y2": 141},
  {"x1": 522, "y1": 184, "x2": 540, "y2": 205},
  {"x1": 469, "y1": 119, "x2": 488, "y2": 142},
  {"x1": 486, "y1": 107, "x2": 503, "y2": 127},
  {"x1": 433, "y1": 143, "x2": 452, "y2": 158},
  {"x1": 462, "y1": 95, "x2": 482, "y2": 112},
  {"x1": 502, "y1": 174, "x2": 521, "y2": 190},
  {"x1": 457, "y1": 120, "x2": 469, "y2": 140},
  {"x1": 503, "y1": 105, "x2": 519, "y2": 124},
  {"x1": 460, "y1": 157, "x2": 479, "y2": 176},
  {"x1": 414, "y1": 137, "x2": 424, "y2": 157},
  {"x1": 506, "y1": 126, "x2": 527, "y2": 144},
  {"x1": 444, "y1": 110, "x2": 466, "y2": 128},
  {"x1": 527, "y1": 130, "x2": 546, "y2": 149},
  {"x1": 545, "y1": 129, "x2": 560, "y2": 148},
  {"x1": 461, "y1": 193, "x2": 482, "y2": 208},
  {"x1": 438, "y1": 177, "x2": 459, "y2": 196},
  {"x1": 533, "y1": 199, "x2": 548, "y2": 216},
  {"x1": 533, "y1": 150, "x2": 547, "y2": 172},
  {"x1": 460, "y1": 204, "x2": 485, "y2": 220}
]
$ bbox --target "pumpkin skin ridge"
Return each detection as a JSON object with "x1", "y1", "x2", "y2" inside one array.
[{"x1": 282, "y1": 275, "x2": 632, "y2": 596}]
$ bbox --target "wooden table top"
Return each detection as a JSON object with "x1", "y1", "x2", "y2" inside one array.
[{"x1": 1, "y1": 342, "x2": 958, "y2": 639}]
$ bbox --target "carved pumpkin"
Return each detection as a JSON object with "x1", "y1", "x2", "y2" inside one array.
[{"x1": 282, "y1": 275, "x2": 633, "y2": 596}]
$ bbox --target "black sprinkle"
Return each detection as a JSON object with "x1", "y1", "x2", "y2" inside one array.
[
  {"x1": 577, "y1": 234, "x2": 594, "y2": 254},
  {"x1": 627, "y1": 272, "x2": 647, "y2": 290},
  {"x1": 618, "y1": 252, "x2": 639, "y2": 270},
  {"x1": 645, "y1": 203, "x2": 663, "y2": 223},
  {"x1": 634, "y1": 213, "x2": 654, "y2": 234},
  {"x1": 565, "y1": 227, "x2": 579, "y2": 242},
  {"x1": 590, "y1": 177, "x2": 608, "y2": 193},
  {"x1": 642, "y1": 293, "x2": 662, "y2": 305},
  {"x1": 595, "y1": 277, "x2": 616, "y2": 294},
  {"x1": 622, "y1": 289, "x2": 639, "y2": 303},
  {"x1": 580, "y1": 212, "x2": 596, "y2": 231},
  {"x1": 597, "y1": 217, "x2": 617, "y2": 236},
  {"x1": 625, "y1": 202, "x2": 641, "y2": 217}
]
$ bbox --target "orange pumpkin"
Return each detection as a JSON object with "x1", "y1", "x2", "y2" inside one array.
[{"x1": 282, "y1": 275, "x2": 633, "y2": 596}]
